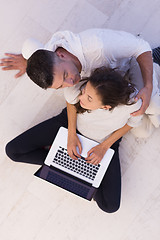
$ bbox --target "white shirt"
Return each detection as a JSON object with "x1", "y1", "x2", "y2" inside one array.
[
  {"x1": 22, "y1": 28, "x2": 151, "y2": 78},
  {"x1": 64, "y1": 82, "x2": 142, "y2": 143},
  {"x1": 44, "y1": 28, "x2": 151, "y2": 78},
  {"x1": 22, "y1": 29, "x2": 160, "y2": 135}
]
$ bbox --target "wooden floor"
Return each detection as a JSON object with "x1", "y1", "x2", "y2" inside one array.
[{"x1": 0, "y1": 0, "x2": 160, "y2": 239}]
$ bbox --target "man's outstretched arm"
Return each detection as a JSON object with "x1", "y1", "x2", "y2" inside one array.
[
  {"x1": 0, "y1": 53, "x2": 27, "y2": 78},
  {"x1": 132, "y1": 51, "x2": 153, "y2": 116}
]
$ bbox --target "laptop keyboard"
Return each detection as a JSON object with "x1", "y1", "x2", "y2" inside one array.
[
  {"x1": 52, "y1": 147, "x2": 100, "y2": 181},
  {"x1": 47, "y1": 170, "x2": 90, "y2": 199}
]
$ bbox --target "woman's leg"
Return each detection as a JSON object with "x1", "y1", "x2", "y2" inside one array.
[
  {"x1": 94, "y1": 139, "x2": 121, "y2": 213},
  {"x1": 5, "y1": 108, "x2": 68, "y2": 165}
]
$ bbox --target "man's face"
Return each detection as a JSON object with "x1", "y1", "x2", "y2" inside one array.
[{"x1": 50, "y1": 58, "x2": 81, "y2": 89}]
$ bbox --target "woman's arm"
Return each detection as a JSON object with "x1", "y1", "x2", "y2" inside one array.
[
  {"x1": 66, "y1": 102, "x2": 82, "y2": 159},
  {"x1": 86, "y1": 124, "x2": 132, "y2": 165}
]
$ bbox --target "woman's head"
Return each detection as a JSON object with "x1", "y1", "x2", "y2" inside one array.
[
  {"x1": 77, "y1": 67, "x2": 135, "y2": 112},
  {"x1": 78, "y1": 81, "x2": 110, "y2": 110}
]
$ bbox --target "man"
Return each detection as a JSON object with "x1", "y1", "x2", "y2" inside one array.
[
  {"x1": 0, "y1": 28, "x2": 154, "y2": 116},
  {"x1": 2, "y1": 29, "x2": 160, "y2": 213}
]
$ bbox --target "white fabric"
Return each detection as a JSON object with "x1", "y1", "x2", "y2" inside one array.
[
  {"x1": 22, "y1": 29, "x2": 160, "y2": 138},
  {"x1": 128, "y1": 59, "x2": 160, "y2": 136},
  {"x1": 64, "y1": 81, "x2": 142, "y2": 143},
  {"x1": 44, "y1": 28, "x2": 151, "y2": 78},
  {"x1": 78, "y1": 29, "x2": 151, "y2": 78},
  {"x1": 22, "y1": 28, "x2": 151, "y2": 77},
  {"x1": 22, "y1": 38, "x2": 44, "y2": 59}
]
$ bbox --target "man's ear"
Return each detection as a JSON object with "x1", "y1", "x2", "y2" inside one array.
[
  {"x1": 101, "y1": 105, "x2": 111, "y2": 110},
  {"x1": 56, "y1": 49, "x2": 71, "y2": 61},
  {"x1": 56, "y1": 49, "x2": 65, "y2": 59}
]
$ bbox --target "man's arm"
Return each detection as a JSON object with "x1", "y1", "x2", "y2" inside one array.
[
  {"x1": 0, "y1": 53, "x2": 27, "y2": 78},
  {"x1": 132, "y1": 51, "x2": 153, "y2": 116},
  {"x1": 67, "y1": 102, "x2": 82, "y2": 159}
]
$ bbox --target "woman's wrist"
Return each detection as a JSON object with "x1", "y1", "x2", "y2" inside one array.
[
  {"x1": 100, "y1": 139, "x2": 112, "y2": 151},
  {"x1": 68, "y1": 127, "x2": 77, "y2": 136}
]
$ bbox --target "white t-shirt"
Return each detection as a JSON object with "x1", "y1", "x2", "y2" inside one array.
[
  {"x1": 22, "y1": 28, "x2": 151, "y2": 78},
  {"x1": 22, "y1": 29, "x2": 160, "y2": 134},
  {"x1": 43, "y1": 28, "x2": 151, "y2": 77},
  {"x1": 64, "y1": 82, "x2": 143, "y2": 143}
]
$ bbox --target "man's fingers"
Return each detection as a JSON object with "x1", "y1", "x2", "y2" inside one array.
[
  {"x1": 1, "y1": 54, "x2": 23, "y2": 64},
  {"x1": 131, "y1": 109, "x2": 145, "y2": 117},
  {"x1": 5, "y1": 53, "x2": 19, "y2": 57},
  {"x1": 135, "y1": 91, "x2": 141, "y2": 98},
  {"x1": 0, "y1": 59, "x2": 17, "y2": 66},
  {"x1": 131, "y1": 103, "x2": 147, "y2": 116},
  {"x1": 0, "y1": 61, "x2": 13, "y2": 66},
  {"x1": 0, "y1": 59, "x2": 13, "y2": 63},
  {"x1": 2, "y1": 66, "x2": 17, "y2": 71},
  {"x1": 134, "y1": 96, "x2": 139, "y2": 102},
  {"x1": 15, "y1": 71, "x2": 24, "y2": 78},
  {"x1": 2, "y1": 55, "x2": 15, "y2": 60}
]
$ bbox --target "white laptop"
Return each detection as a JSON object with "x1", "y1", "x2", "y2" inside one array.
[{"x1": 34, "y1": 127, "x2": 114, "y2": 201}]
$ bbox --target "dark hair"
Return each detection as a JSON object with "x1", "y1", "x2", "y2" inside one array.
[
  {"x1": 75, "y1": 67, "x2": 136, "y2": 113},
  {"x1": 26, "y1": 49, "x2": 55, "y2": 89}
]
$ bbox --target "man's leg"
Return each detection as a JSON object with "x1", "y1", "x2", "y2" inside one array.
[
  {"x1": 5, "y1": 108, "x2": 68, "y2": 165},
  {"x1": 152, "y1": 46, "x2": 160, "y2": 66},
  {"x1": 94, "y1": 139, "x2": 121, "y2": 213}
]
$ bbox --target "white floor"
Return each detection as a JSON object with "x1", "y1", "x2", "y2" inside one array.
[{"x1": 0, "y1": 0, "x2": 160, "y2": 239}]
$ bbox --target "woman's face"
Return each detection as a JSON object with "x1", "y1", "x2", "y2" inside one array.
[{"x1": 78, "y1": 81, "x2": 110, "y2": 110}]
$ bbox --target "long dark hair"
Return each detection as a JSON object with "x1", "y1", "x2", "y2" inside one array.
[{"x1": 75, "y1": 67, "x2": 136, "y2": 113}]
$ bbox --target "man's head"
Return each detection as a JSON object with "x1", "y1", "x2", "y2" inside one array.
[{"x1": 26, "y1": 49, "x2": 81, "y2": 89}]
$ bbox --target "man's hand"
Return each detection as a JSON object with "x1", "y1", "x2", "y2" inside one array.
[
  {"x1": 67, "y1": 132, "x2": 82, "y2": 160},
  {"x1": 131, "y1": 85, "x2": 152, "y2": 116},
  {"x1": 0, "y1": 53, "x2": 27, "y2": 78},
  {"x1": 85, "y1": 143, "x2": 108, "y2": 165}
]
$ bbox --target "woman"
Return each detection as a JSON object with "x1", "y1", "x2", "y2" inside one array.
[
  {"x1": 6, "y1": 67, "x2": 142, "y2": 213},
  {"x1": 66, "y1": 67, "x2": 142, "y2": 164}
]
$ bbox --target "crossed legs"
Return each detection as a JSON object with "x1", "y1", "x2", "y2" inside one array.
[
  {"x1": 5, "y1": 108, "x2": 121, "y2": 213},
  {"x1": 6, "y1": 108, "x2": 68, "y2": 165}
]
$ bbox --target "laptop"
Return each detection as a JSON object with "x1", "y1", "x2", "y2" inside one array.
[{"x1": 34, "y1": 127, "x2": 114, "y2": 201}]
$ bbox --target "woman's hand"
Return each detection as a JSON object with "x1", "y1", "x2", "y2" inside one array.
[
  {"x1": 0, "y1": 53, "x2": 27, "y2": 78},
  {"x1": 67, "y1": 132, "x2": 82, "y2": 160},
  {"x1": 85, "y1": 143, "x2": 109, "y2": 165}
]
